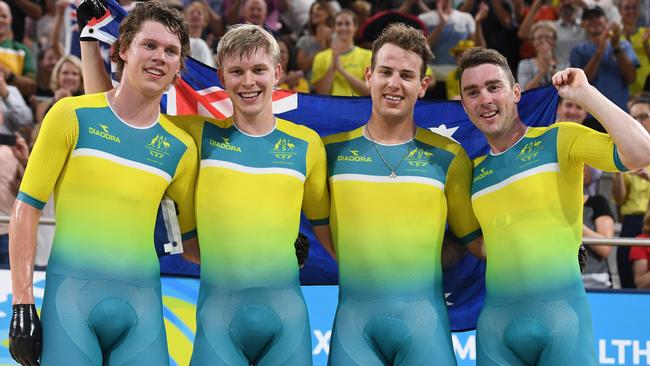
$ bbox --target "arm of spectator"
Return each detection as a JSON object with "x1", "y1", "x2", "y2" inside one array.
[
  {"x1": 11, "y1": 134, "x2": 29, "y2": 167},
  {"x1": 225, "y1": 0, "x2": 242, "y2": 25},
  {"x1": 611, "y1": 172, "x2": 628, "y2": 204},
  {"x1": 610, "y1": 26, "x2": 637, "y2": 85},
  {"x1": 490, "y1": 0, "x2": 513, "y2": 28},
  {"x1": 200, "y1": 0, "x2": 225, "y2": 38},
  {"x1": 553, "y1": 68, "x2": 650, "y2": 169},
  {"x1": 516, "y1": 0, "x2": 541, "y2": 40},
  {"x1": 14, "y1": 0, "x2": 43, "y2": 20},
  {"x1": 9, "y1": 201, "x2": 41, "y2": 305},
  {"x1": 182, "y1": 236, "x2": 200, "y2": 264},
  {"x1": 427, "y1": 11, "x2": 447, "y2": 46},
  {"x1": 5, "y1": 71, "x2": 36, "y2": 98},
  {"x1": 472, "y1": 2, "x2": 488, "y2": 47},
  {"x1": 49, "y1": 0, "x2": 69, "y2": 56},
  {"x1": 335, "y1": 59, "x2": 370, "y2": 95},
  {"x1": 511, "y1": 0, "x2": 525, "y2": 22},
  {"x1": 582, "y1": 215, "x2": 614, "y2": 259},
  {"x1": 312, "y1": 47, "x2": 337, "y2": 95},
  {"x1": 582, "y1": 38, "x2": 606, "y2": 82},
  {"x1": 313, "y1": 224, "x2": 336, "y2": 260},
  {"x1": 0, "y1": 75, "x2": 33, "y2": 130},
  {"x1": 633, "y1": 259, "x2": 650, "y2": 289},
  {"x1": 80, "y1": 41, "x2": 112, "y2": 93}
]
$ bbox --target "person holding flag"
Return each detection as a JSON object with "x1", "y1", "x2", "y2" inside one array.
[
  {"x1": 458, "y1": 47, "x2": 650, "y2": 365},
  {"x1": 8, "y1": 2, "x2": 198, "y2": 365},
  {"x1": 81, "y1": 16, "x2": 331, "y2": 366},
  {"x1": 322, "y1": 23, "x2": 483, "y2": 365}
]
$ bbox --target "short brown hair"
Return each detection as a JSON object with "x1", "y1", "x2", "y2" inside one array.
[
  {"x1": 216, "y1": 23, "x2": 280, "y2": 68},
  {"x1": 458, "y1": 47, "x2": 516, "y2": 88},
  {"x1": 371, "y1": 23, "x2": 433, "y2": 79},
  {"x1": 111, "y1": 1, "x2": 190, "y2": 79}
]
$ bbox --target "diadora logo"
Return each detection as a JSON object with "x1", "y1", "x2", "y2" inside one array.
[
  {"x1": 209, "y1": 137, "x2": 241, "y2": 152},
  {"x1": 473, "y1": 167, "x2": 494, "y2": 183},
  {"x1": 405, "y1": 148, "x2": 433, "y2": 167},
  {"x1": 146, "y1": 134, "x2": 171, "y2": 160},
  {"x1": 88, "y1": 123, "x2": 121, "y2": 143},
  {"x1": 518, "y1": 141, "x2": 542, "y2": 162},
  {"x1": 271, "y1": 138, "x2": 297, "y2": 160},
  {"x1": 337, "y1": 149, "x2": 372, "y2": 162}
]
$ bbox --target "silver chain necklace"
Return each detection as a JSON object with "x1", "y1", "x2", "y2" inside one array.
[{"x1": 365, "y1": 124, "x2": 416, "y2": 178}]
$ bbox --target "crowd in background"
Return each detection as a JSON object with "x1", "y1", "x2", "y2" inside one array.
[{"x1": 0, "y1": 0, "x2": 649, "y2": 289}]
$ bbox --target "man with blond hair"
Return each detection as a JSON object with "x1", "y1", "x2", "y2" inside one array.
[{"x1": 184, "y1": 23, "x2": 330, "y2": 365}]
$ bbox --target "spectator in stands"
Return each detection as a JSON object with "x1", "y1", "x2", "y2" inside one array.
[
  {"x1": 619, "y1": 0, "x2": 650, "y2": 95},
  {"x1": 518, "y1": 21, "x2": 569, "y2": 91},
  {"x1": 582, "y1": 188, "x2": 615, "y2": 289},
  {"x1": 33, "y1": 46, "x2": 59, "y2": 99},
  {"x1": 612, "y1": 95, "x2": 650, "y2": 288},
  {"x1": 0, "y1": 131, "x2": 28, "y2": 267},
  {"x1": 0, "y1": 1, "x2": 36, "y2": 97},
  {"x1": 277, "y1": 36, "x2": 309, "y2": 92},
  {"x1": 296, "y1": 0, "x2": 334, "y2": 78},
  {"x1": 419, "y1": 0, "x2": 486, "y2": 84},
  {"x1": 553, "y1": 0, "x2": 586, "y2": 66},
  {"x1": 571, "y1": 6, "x2": 638, "y2": 116},
  {"x1": 584, "y1": 0, "x2": 620, "y2": 24},
  {"x1": 0, "y1": 69, "x2": 34, "y2": 137},
  {"x1": 446, "y1": 39, "x2": 475, "y2": 99},
  {"x1": 516, "y1": 0, "x2": 558, "y2": 60},
  {"x1": 5, "y1": 0, "x2": 42, "y2": 43},
  {"x1": 224, "y1": 0, "x2": 288, "y2": 32},
  {"x1": 185, "y1": 1, "x2": 217, "y2": 67},
  {"x1": 629, "y1": 203, "x2": 650, "y2": 288},
  {"x1": 459, "y1": 0, "x2": 521, "y2": 73},
  {"x1": 34, "y1": 54, "x2": 82, "y2": 125},
  {"x1": 311, "y1": 9, "x2": 371, "y2": 96}
]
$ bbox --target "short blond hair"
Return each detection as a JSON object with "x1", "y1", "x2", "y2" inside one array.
[{"x1": 216, "y1": 23, "x2": 280, "y2": 68}]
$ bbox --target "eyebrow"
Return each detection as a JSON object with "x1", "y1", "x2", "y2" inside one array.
[{"x1": 462, "y1": 79, "x2": 503, "y2": 93}]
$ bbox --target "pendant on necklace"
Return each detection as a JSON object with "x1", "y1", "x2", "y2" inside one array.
[{"x1": 389, "y1": 171, "x2": 397, "y2": 178}]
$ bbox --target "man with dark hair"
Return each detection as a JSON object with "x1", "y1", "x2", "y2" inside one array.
[
  {"x1": 8, "y1": 2, "x2": 198, "y2": 365},
  {"x1": 570, "y1": 6, "x2": 638, "y2": 117},
  {"x1": 458, "y1": 47, "x2": 650, "y2": 365},
  {"x1": 324, "y1": 23, "x2": 482, "y2": 365}
]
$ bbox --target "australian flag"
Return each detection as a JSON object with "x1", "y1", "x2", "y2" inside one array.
[{"x1": 84, "y1": 0, "x2": 560, "y2": 331}]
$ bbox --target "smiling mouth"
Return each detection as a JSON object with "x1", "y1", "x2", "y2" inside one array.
[
  {"x1": 145, "y1": 68, "x2": 164, "y2": 77},
  {"x1": 239, "y1": 91, "x2": 262, "y2": 99},
  {"x1": 384, "y1": 94, "x2": 403, "y2": 102},
  {"x1": 480, "y1": 110, "x2": 498, "y2": 118}
]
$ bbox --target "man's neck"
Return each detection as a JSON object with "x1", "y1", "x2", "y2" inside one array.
[
  {"x1": 108, "y1": 86, "x2": 161, "y2": 127},
  {"x1": 486, "y1": 119, "x2": 527, "y2": 154},
  {"x1": 232, "y1": 108, "x2": 276, "y2": 136},
  {"x1": 366, "y1": 115, "x2": 416, "y2": 144}
]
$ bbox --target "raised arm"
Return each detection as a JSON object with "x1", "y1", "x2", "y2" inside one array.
[{"x1": 553, "y1": 68, "x2": 650, "y2": 169}]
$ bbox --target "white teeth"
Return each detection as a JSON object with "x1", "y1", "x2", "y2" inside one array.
[
  {"x1": 241, "y1": 92, "x2": 259, "y2": 98},
  {"x1": 146, "y1": 69, "x2": 163, "y2": 76},
  {"x1": 481, "y1": 111, "x2": 498, "y2": 118},
  {"x1": 385, "y1": 95, "x2": 401, "y2": 101}
]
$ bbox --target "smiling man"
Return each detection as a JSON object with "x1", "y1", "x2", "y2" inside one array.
[
  {"x1": 323, "y1": 24, "x2": 482, "y2": 365},
  {"x1": 8, "y1": 2, "x2": 198, "y2": 365},
  {"x1": 459, "y1": 47, "x2": 650, "y2": 365},
  {"x1": 182, "y1": 24, "x2": 331, "y2": 366}
]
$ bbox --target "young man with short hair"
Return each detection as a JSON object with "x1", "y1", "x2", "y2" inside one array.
[
  {"x1": 324, "y1": 23, "x2": 482, "y2": 365},
  {"x1": 9, "y1": 2, "x2": 198, "y2": 365},
  {"x1": 459, "y1": 47, "x2": 650, "y2": 365}
]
